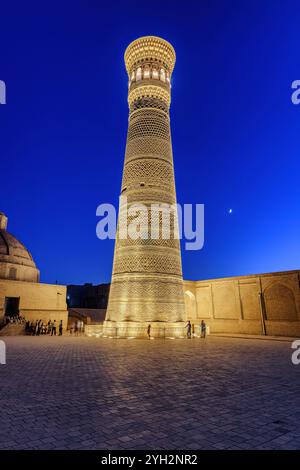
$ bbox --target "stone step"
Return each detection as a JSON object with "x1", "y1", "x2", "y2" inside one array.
[{"x1": 0, "y1": 323, "x2": 26, "y2": 336}]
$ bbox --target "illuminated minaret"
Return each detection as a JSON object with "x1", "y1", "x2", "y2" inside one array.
[{"x1": 104, "y1": 36, "x2": 185, "y2": 338}]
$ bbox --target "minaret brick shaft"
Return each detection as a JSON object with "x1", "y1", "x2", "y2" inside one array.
[{"x1": 104, "y1": 36, "x2": 186, "y2": 338}]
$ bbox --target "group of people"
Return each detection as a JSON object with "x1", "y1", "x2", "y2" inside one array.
[
  {"x1": 69, "y1": 320, "x2": 85, "y2": 335},
  {"x1": 25, "y1": 319, "x2": 63, "y2": 336},
  {"x1": 7, "y1": 315, "x2": 205, "y2": 339},
  {"x1": 5, "y1": 314, "x2": 25, "y2": 325},
  {"x1": 146, "y1": 320, "x2": 207, "y2": 339},
  {"x1": 185, "y1": 320, "x2": 207, "y2": 339},
  {"x1": 5, "y1": 315, "x2": 83, "y2": 336}
]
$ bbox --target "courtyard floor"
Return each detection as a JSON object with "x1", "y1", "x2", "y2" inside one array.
[{"x1": 0, "y1": 335, "x2": 300, "y2": 450}]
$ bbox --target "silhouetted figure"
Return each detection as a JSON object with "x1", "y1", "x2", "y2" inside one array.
[
  {"x1": 185, "y1": 320, "x2": 191, "y2": 339},
  {"x1": 147, "y1": 324, "x2": 151, "y2": 339},
  {"x1": 201, "y1": 320, "x2": 207, "y2": 338},
  {"x1": 59, "y1": 320, "x2": 63, "y2": 336}
]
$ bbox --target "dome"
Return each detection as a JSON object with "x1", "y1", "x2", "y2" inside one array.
[{"x1": 0, "y1": 212, "x2": 40, "y2": 283}]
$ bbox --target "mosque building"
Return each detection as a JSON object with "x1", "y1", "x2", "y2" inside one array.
[{"x1": 0, "y1": 211, "x2": 68, "y2": 331}]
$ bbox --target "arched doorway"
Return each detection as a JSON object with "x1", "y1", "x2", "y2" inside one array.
[{"x1": 264, "y1": 283, "x2": 297, "y2": 321}]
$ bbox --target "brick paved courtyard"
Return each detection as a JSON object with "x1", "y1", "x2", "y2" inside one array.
[{"x1": 0, "y1": 336, "x2": 300, "y2": 450}]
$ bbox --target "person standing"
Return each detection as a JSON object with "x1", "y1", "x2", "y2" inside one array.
[
  {"x1": 51, "y1": 320, "x2": 57, "y2": 336},
  {"x1": 59, "y1": 320, "x2": 63, "y2": 336},
  {"x1": 201, "y1": 320, "x2": 207, "y2": 338},
  {"x1": 185, "y1": 320, "x2": 192, "y2": 339},
  {"x1": 147, "y1": 324, "x2": 151, "y2": 339}
]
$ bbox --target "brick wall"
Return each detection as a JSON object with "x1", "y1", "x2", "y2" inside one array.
[{"x1": 184, "y1": 270, "x2": 300, "y2": 337}]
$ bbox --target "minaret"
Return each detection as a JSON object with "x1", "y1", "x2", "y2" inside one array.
[{"x1": 103, "y1": 36, "x2": 186, "y2": 338}]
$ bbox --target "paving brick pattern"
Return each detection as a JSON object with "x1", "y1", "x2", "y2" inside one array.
[{"x1": 0, "y1": 336, "x2": 300, "y2": 450}]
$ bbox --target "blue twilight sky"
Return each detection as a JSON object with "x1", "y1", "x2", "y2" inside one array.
[{"x1": 0, "y1": 0, "x2": 299, "y2": 285}]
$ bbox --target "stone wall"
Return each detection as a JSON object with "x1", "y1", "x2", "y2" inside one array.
[
  {"x1": 0, "y1": 279, "x2": 68, "y2": 330},
  {"x1": 85, "y1": 324, "x2": 103, "y2": 337},
  {"x1": 184, "y1": 270, "x2": 300, "y2": 337}
]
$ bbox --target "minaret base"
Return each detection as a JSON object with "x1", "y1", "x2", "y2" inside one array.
[{"x1": 103, "y1": 320, "x2": 186, "y2": 339}]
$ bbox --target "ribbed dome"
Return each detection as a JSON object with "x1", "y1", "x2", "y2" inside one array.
[
  {"x1": 0, "y1": 212, "x2": 40, "y2": 283},
  {"x1": 0, "y1": 230, "x2": 36, "y2": 266}
]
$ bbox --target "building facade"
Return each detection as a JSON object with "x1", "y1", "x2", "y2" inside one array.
[
  {"x1": 184, "y1": 270, "x2": 300, "y2": 337},
  {"x1": 0, "y1": 212, "x2": 68, "y2": 330},
  {"x1": 86, "y1": 270, "x2": 300, "y2": 338}
]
